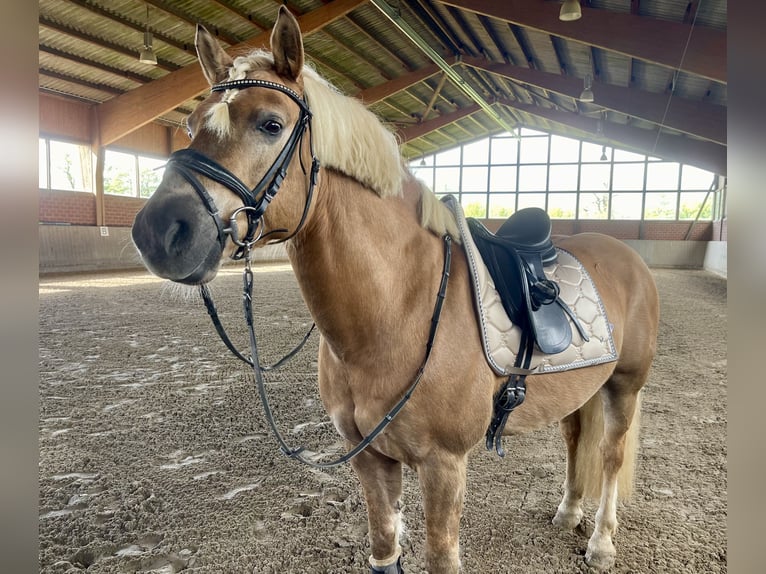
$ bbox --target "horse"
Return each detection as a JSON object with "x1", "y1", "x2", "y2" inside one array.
[{"x1": 131, "y1": 7, "x2": 659, "y2": 573}]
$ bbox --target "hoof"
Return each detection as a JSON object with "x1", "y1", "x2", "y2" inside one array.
[
  {"x1": 584, "y1": 540, "x2": 616, "y2": 571},
  {"x1": 370, "y1": 555, "x2": 403, "y2": 574},
  {"x1": 552, "y1": 507, "x2": 583, "y2": 530}
]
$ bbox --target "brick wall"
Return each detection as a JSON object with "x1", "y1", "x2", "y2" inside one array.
[
  {"x1": 103, "y1": 195, "x2": 145, "y2": 227},
  {"x1": 39, "y1": 189, "x2": 96, "y2": 225},
  {"x1": 39, "y1": 191, "x2": 145, "y2": 227}
]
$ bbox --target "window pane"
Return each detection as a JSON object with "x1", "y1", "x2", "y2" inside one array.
[
  {"x1": 612, "y1": 163, "x2": 645, "y2": 191},
  {"x1": 488, "y1": 193, "x2": 516, "y2": 218},
  {"x1": 490, "y1": 137, "x2": 518, "y2": 164},
  {"x1": 548, "y1": 193, "x2": 576, "y2": 219},
  {"x1": 517, "y1": 193, "x2": 546, "y2": 210},
  {"x1": 39, "y1": 138, "x2": 47, "y2": 188},
  {"x1": 461, "y1": 193, "x2": 487, "y2": 217},
  {"x1": 520, "y1": 127, "x2": 547, "y2": 137},
  {"x1": 549, "y1": 135, "x2": 580, "y2": 163},
  {"x1": 579, "y1": 163, "x2": 610, "y2": 191},
  {"x1": 434, "y1": 147, "x2": 461, "y2": 166},
  {"x1": 519, "y1": 136, "x2": 549, "y2": 163},
  {"x1": 462, "y1": 139, "x2": 489, "y2": 165},
  {"x1": 139, "y1": 156, "x2": 166, "y2": 198},
  {"x1": 49, "y1": 140, "x2": 91, "y2": 191},
  {"x1": 679, "y1": 192, "x2": 713, "y2": 220},
  {"x1": 613, "y1": 149, "x2": 645, "y2": 162},
  {"x1": 104, "y1": 150, "x2": 137, "y2": 196},
  {"x1": 644, "y1": 192, "x2": 677, "y2": 219},
  {"x1": 582, "y1": 142, "x2": 609, "y2": 163},
  {"x1": 646, "y1": 162, "x2": 680, "y2": 190},
  {"x1": 548, "y1": 164, "x2": 579, "y2": 191},
  {"x1": 434, "y1": 167, "x2": 460, "y2": 194},
  {"x1": 579, "y1": 193, "x2": 608, "y2": 219},
  {"x1": 518, "y1": 165, "x2": 547, "y2": 191},
  {"x1": 461, "y1": 166, "x2": 488, "y2": 192},
  {"x1": 611, "y1": 193, "x2": 643, "y2": 219},
  {"x1": 489, "y1": 165, "x2": 517, "y2": 192},
  {"x1": 411, "y1": 166, "x2": 434, "y2": 190},
  {"x1": 681, "y1": 165, "x2": 715, "y2": 190}
]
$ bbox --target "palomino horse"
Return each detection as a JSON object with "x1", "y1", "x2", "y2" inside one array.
[{"x1": 131, "y1": 7, "x2": 659, "y2": 573}]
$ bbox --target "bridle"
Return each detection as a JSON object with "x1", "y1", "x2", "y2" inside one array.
[
  {"x1": 167, "y1": 76, "x2": 455, "y2": 468},
  {"x1": 166, "y1": 79, "x2": 320, "y2": 260}
]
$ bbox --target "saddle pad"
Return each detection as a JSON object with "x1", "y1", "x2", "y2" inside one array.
[{"x1": 445, "y1": 196, "x2": 618, "y2": 376}]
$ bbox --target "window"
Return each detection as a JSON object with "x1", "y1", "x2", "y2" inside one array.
[
  {"x1": 408, "y1": 131, "x2": 719, "y2": 221},
  {"x1": 644, "y1": 192, "x2": 677, "y2": 219},
  {"x1": 548, "y1": 164, "x2": 579, "y2": 192},
  {"x1": 461, "y1": 166, "x2": 488, "y2": 192},
  {"x1": 490, "y1": 137, "x2": 518, "y2": 165},
  {"x1": 39, "y1": 138, "x2": 48, "y2": 188},
  {"x1": 489, "y1": 166, "x2": 516, "y2": 192},
  {"x1": 49, "y1": 140, "x2": 92, "y2": 191},
  {"x1": 611, "y1": 193, "x2": 643, "y2": 219},
  {"x1": 519, "y1": 136, "x2": 549, "y2": 164},
  {"x1": 549, "y1": 136, "x2": 580, "y2": 163},
  {"x1": 104, "y1": 149, "x2": 165, "y2": 198},
  {"x1": 462, "y1": 139, "x2": 489, "y2": 165},
  {"x1": 104, "y1": 150, "x2": 137, "y2": 196},
  {"x1": 646, "y1": 162, "x2": 680, "y2": 191},
  {"x1": 548, "y1": 193, "x2": 577, "y2": 219},
  {"x1": 139, "y1": 156, "x2": 166, "y2": 198},
  {"x1": 518, "y1": 165, "x2": 547, "y2": 192},
  {"x1": 612, "y1": 163, "x2": 645, "y2": 191}
]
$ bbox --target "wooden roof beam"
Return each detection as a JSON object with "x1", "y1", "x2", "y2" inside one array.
[
  {"x1": 441, "y1": 0, "x2": 726, "y2": 83},
  {"x1": 496, "y1": 98, "x2": 726, "y2": 175},
  {"x1": 397, "y1": 104, "x2": 480, "y2": 141},
  {"x1": 462, "y1": 56, "x2": 725, "y2": 145},
  {"x1": 96, "y1": 0, "x2": 366, "y2": 146}
]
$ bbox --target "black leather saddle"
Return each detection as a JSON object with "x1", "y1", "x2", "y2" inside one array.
[{"x1": 466, "y1": 208, "x2": 573, "y2": 355}]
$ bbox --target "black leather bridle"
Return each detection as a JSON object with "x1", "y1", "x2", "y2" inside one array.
[{"x1": 167, "y1": 78, "x2": 320, "y2": 260}]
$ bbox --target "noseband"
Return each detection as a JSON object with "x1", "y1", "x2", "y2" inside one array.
[{"x1": 166, "y1": 79, "x2": 320, "y2": 259}]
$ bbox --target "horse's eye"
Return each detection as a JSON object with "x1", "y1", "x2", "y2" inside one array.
[
  {"x1": 261, "y1": 120, "x2": 283, "y2": 136},
  {"x1": 186, "y1": 129, "x2": 193, "y2": 140}
]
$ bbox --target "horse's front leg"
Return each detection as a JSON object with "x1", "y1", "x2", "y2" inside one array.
[
  {"x1": 417, "y1": 451, "x2": 468, "y2": 574},
  {"x1": 350, "y1": 446, "x2": 405, "y2": 573}
]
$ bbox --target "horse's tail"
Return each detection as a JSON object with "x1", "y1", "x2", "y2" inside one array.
[{"x1": 573, "y1": 391, "x2": 642, "y2": 501}]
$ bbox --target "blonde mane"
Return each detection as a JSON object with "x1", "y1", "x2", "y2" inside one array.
[{"x1": 205, "y1": 49, "x2": 457, "y2": 238}]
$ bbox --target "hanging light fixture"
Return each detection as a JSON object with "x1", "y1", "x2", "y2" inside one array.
[
  {"x1": 579, "y1": 74, "x2": 594, "y2": 102},
  {"x1": 559, "y1": 0, "x2": 582, "y2": 22},
  {"x1": 138, "y1": 5, "x2": 157, "y2": 65},
  {"x1": 600, "y1": 145, "x2": 608, "y2": 161}
]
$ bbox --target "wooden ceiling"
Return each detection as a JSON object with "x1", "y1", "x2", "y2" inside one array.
[{"x1": 39, "y1": 0, "x2": 727, "y2": 174}]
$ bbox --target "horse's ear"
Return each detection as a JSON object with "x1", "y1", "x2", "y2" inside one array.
[
  {"x1": 270, "y1": 6, "x2": 304, "y2": 81},
  {"x1": 195, "y1": 24, "x2": 233, "y2": 86}
]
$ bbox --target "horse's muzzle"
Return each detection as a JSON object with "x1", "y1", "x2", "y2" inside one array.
[{"x1": 131, "y1": 189, "x2": 223, "y2": 284}]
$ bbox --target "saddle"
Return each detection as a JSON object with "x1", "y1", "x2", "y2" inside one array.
[{"x1": 466, "y1": 208, "x2": 572, "y2": 355}]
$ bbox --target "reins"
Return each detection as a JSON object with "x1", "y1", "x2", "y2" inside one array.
[
  {"x1": 170, "y1": 75, "x2": 455, "y2": 468},
  {"x1": 200, "y1": 235, "x2": 452, "y2": 468}
]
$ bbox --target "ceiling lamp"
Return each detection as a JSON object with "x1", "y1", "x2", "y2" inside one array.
[
  {"x1": 138, "y1": 6, "x2": 157, "y2": 65},
  {"x1": 579, "y1": 74, "x2": 594, "y2": 102},
  {"x1": 559, "y1": 0, "x2": 582, "y2": 22},
  {"x1": 600, "y1": 145, "x2": 608, "y2": 161}
]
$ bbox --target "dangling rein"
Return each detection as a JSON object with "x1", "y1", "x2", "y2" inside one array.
[{"x1": 199, "y1": 235, "x2": 453, "y2": 469}]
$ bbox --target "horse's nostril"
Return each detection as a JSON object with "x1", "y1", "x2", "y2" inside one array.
[{"x1": 164, "y1": 220, "x2": 191, "y2": 256}]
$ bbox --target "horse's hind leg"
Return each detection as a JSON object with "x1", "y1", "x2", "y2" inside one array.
[
  {"x1": 586, "y1": 371, "x2": 645, "y2": 571},
  {"x1": 350, "y1": 447, "x2": 404, "y2": 573},
  {"x1": 552, "y1": 410, "x2": 585, "y2": 530}
]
